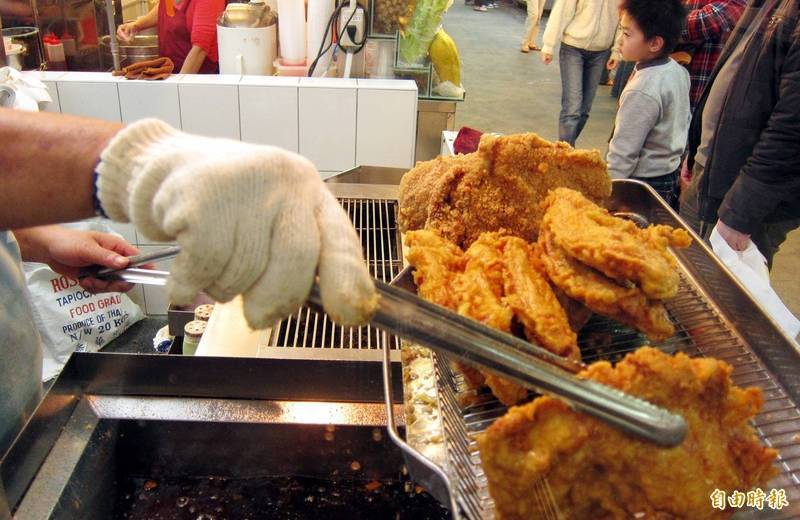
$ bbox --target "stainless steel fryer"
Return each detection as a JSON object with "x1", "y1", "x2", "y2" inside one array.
[
  {"x1": 5, "y1": 169, "x2": 799, "y2": 519},
  {"x1": 382, "y1": 180, "x2": 800, "y2": 520},
  {"x1": 0, "y1": 166, "x2": 432, "y2": 520},
  {"x1": 0, "y1": 352, "x2": 452, "y2": 519}
]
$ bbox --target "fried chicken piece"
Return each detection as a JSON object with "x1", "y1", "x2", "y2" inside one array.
[
  {"x1": 455, "y1": 233, "x2": 514, "y2": 331},
  {"x1": 399, "y1": 153, "x2": 477, "y2": 233},
  {"x1": 539, "y1": 226, "x2": 675, "y2": 342},
  {"x1": 456, "y1": 233, "x2": 527, "y2": 405},
  {"x1": 499, "y1": 236, "x2": 580, "y2": 361},
  {"x1": 542, "y1": 188, "x2": 692, "y2": 300},
  {"x1": 553, "y1": 288, "x2": 594, "y2": 332},
  {"x1": 477, "y1": 347, "x2": 778, "y2": 520},
  {"x1": 404, "y1": 229, "x2": 465, "y2": 310},
  {"x1": 481, "y1": 373, "x2": 528, "y2": 407},
  {"x1": 399, "y1": 133, "x2": 611, "y2": 248},
  {"x1": 404, "y1": 230, "x2": 489, "y2": 392},
  {"x1": 405, "y1": 229, "x2": 583, "y2": 406}
]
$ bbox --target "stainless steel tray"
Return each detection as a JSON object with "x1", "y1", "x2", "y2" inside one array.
[{"x1": 382, "y1": 180, "x2": 800, "y2": 519}]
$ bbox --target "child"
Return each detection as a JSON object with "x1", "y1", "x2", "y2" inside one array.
[{"x1": 606, "y1": 0, "x2": 689, "y2": 202}]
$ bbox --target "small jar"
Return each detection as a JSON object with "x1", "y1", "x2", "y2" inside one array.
[
  {"x1": 193, "y1": 304, "x2": 215, "y2": 322},
  {"x1": 183, "y1": 320, "x2": 207, "y2": 356}
]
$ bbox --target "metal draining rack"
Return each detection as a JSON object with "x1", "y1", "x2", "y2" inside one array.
[
  {"x1": 262, "y1": 198, "x2": 403, "y2": 353},
  {"x1": 432, "y1": 266, "x2": 800, "y2": 519},
  {"x1": 257, "y1": 178, "x2": 800, "y2": 518},
  {"x1": 383, "y1": 181, "x2": 800, "y2": 520}
]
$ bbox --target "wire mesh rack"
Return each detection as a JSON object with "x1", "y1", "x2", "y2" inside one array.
[
  {"x1": 432, "y1": 268, "x2": 800, "y2": 519},
  {"x1": 263, "y1": 198, "x2": 403, "y2": 352},
  {"x1": 387, "y1": 180, "x2": 800, "y2": 520}
]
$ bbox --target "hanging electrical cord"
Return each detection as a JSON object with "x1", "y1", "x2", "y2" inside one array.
[{"x1": 307, "y1": 0, "x2": 368, "y2": 77}]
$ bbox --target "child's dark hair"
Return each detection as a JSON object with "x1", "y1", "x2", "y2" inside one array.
[{"x1": 621, "y1": 0, "x2": 686, "y2": 56}]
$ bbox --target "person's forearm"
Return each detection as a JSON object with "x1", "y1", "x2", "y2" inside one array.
[
  {"x1": 12, "y1": 226, "x2": 58, "y2": 263},
  {"x1": 179, "y1": 46, "x2": 208, "y2": 74},
  {"x1": 135, "y1": 3, "x2": 159, "y2": 30},
  {"x1": 0, "y1": 108, "x2": 122, "y2": 229}
]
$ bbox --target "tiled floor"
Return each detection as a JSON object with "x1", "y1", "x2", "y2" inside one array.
[{"x1": 444, "y1": 0, "x2": 800, "y2": 318}]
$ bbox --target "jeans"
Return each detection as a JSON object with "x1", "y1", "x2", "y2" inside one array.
[
  {"x1": 558, "y1": 43, "x2": 611, "y2": 146},
  {"x1": 638, "y1": 170, "x2": 679, "y2": 208},
  {"x1": 679, "y1": 162, "x2": 800, "y2": 268}
]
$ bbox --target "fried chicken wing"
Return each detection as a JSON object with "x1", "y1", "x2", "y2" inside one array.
[
  {"x1": 499, "y1": 236, "x2": 580, "y2": 361},
  {"x1": 456, "y1": 233, "x2": 527, "y2": 405},
  {"x1": 404, "y1": 230, "x2": 487, "y2": 390},
  {"x1": 542, "y1": 187, "x2": 692, "y2": 300},
  {"x1": 477, "y1": 347, "x2": 778, "y2": 520},
  {"x1": 404, "y1": 229, "x2": 465, "y2": 309},
  {"x1": 399, "y1": 133, "x2": 611, "y2": 248},
  {"x1": 404, "y1": 229, "x2": 584, "y2": 406},
  {"x1": 456, "y1": 233, "x2": 514, "y2": 331},
  {"x1": 539, "y1": 227, "x2": 675, "y2": 342}
]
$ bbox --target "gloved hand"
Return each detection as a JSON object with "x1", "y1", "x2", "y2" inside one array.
[{"x1": 96, "y1": 119, "x2": 377, "y2": 329}]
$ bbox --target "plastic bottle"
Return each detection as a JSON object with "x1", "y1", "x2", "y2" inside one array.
[
  {"x1": 43, "y1": 33, "x2": 67, "y2": 71},
  {"x1": 61, "y1": 32, "x2": 77, "y2": 70},
  {"x1": 183, "y1": 320, "x2": 207, "y2": 356}
]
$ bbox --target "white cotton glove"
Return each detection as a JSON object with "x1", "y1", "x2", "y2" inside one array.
[{"x1": 96, "y1": 119, "x2": 377, "y2": 329}]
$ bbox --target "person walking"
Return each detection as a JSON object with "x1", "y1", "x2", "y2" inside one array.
[
  {"x1": 521, "y1": 0, "x2": 546, "y2": 52},
  {"x1": 541, "y1": 0, "x2": 620, "y2": 146}
]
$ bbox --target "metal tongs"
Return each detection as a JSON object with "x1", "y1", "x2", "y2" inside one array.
[
  {"x1": 87, "y1": 246, "x2": 688, "y2": 447},
  {"x1": 78, "y1": 245, "x2": 180, "y2": 286}
]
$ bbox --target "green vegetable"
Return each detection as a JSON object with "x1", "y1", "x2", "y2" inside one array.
[{"x1": 398, "y1": 0, "x2": 451, "y2": 65}]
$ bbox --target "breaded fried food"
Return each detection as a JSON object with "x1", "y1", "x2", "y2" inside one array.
[
  {"x1": 405, "y1": 230, "x2": 487, "y2": 391},
  {"x1": 553, "y1": 288, "x2": 594, "y2": 332},
  {"x1": 539, "y1": 227, "x2": 675, "y2": 342},
  {"x1": 399, "y1": 133, "x2": 612, "y2": 248},
  {"x1": 404, "y1": 229, "x2": 583, "y2": 406},
  {"x1": 456, "y1": 233, "x2": 527, "y2": 405},
  {"x1": 404, "y1": 229, "x2": 465, "y2": 310},
  {"x1": 477, "y1": 347, "x2": 778, "y2": 520},
  {"x1": 499, "y1": 236, "x2": 580, "y2": 361},
  {"x1": 482, "y1": 372, "x2": 528, "y2": 408},
  {"x1": 542, "y1": 187, "x2": 692, "y2": 300},
  {"x1": 399, "y1": 153, "x2": 476, "y2": 233},
  {"x1": 455, "y1": 233, "x2": 514, "y2": 331}
]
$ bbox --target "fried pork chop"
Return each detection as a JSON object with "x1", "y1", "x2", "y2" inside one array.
[
  {"x1": 399, "y1": 133, "x2": 612, "y2": 248},
  {"x1": 542, "y1": 187, "x2": 692, "y2": 300},
  {"x1": 538, "y1": 189, "x2": 691, "y2": 342},
  {"x1": 477, "y1": 347, "x2": 778, "y2": 520}
]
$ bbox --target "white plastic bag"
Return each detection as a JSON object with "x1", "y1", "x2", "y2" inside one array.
[
  {"x1": 0, "y1": 66, "x2": 52, "y2": 111},
  {"x1": 710, "y1": 225, "x2": 800, "y2": 340},
  {"x1": 22, "y1": 221, "x2": 144, "y2": 381}
]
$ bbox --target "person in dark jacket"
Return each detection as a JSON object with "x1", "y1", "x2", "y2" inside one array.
[{"x1": 680, "y1": 0, "x2": 800, "y2": 267}]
